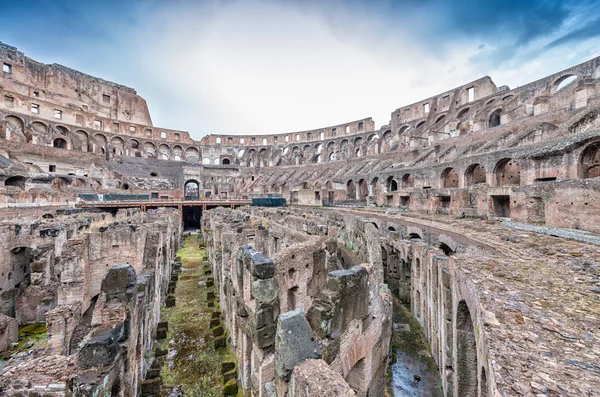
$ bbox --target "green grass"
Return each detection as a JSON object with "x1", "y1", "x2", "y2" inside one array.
[{"x1": 158, "y1": 235, "x2": 238, "y2": 397}]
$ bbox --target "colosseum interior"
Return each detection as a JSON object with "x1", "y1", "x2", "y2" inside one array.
[{"x1": 0, "y1": 41, "x2": 599, "y2": 397}]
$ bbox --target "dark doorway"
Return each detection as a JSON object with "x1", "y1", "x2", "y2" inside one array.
[
  {"x1": 182, "y1": 206, "x2": 202, "y2": 230},
  {"x1": 492, "y1": 195, "x2": 511, "y2": 217}
]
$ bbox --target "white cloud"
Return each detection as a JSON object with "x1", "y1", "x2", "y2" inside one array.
[{"x1": 112, "y1": 0, "x2": 600, "y2": 139}]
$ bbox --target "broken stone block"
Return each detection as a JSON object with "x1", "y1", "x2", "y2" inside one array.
[
  {"x1": 275, "y1": 309, "x2": 320, "y2": 380},
  {"x1": 252, "y1": 278, "x2": 278, "y2": 304},
  {"x1": 78, "y1": 326, "x2": 122, "y2": 370},
  {"x1": 101, "y1": 264, "x2": 137, "y2": 297}
]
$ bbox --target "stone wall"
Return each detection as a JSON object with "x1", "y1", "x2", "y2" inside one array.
[{"x1": 0, "y1": 207, "x2": 181, "y2": 396}]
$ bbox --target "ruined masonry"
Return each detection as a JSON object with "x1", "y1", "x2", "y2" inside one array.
[{"x1": 0, "y1": 40, "x2": 599, "y2": 396}]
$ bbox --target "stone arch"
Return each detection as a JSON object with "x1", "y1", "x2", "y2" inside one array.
[
  {"x1": 256, "y1": 148, "x2": 268, "y2": 167},
  {"x1": 184, "y1": 179, "x2": 200, "y2": 198},
  {"x1": 415, "y1": 120, "x2": 426, "y2": 128},
  {"x1": 271, "y1": 183, "x2": 279, "y2": 193},
  {"x1": 358, "y1": 178, "x2": 368, "y2": 200},
  {"x1": 370, "y1": 177, "x2": 380, "y2": 196},
  {"x1": 502, "y1": 95, "x2": 514, "y2": 102},
  {"x1": 74, "y1": 130, "x2": 90, "y2": 152},
  {"x1": 55, "y1": 125, "x2": 69, "y2": 136},
  {"x1": 435, "y1": 114, "x2": 446, "y2": 124},
  {"x1": 159, "y1": 144, "x2": 171, "y2": 160},
  {"x1": 53, "y1": 137, "x2": 68, "y2": 149},
  {"x1": 353, "y1": 137, "x2": 363, "y2": 157},
  {"x1": 185, "y1": 147, "x2": 199, "y2": 163},
  {"x1": 398, "y1": 125, "x2": 410, "y2": 135},
  {"x1": 441, "y1": 167, "x2": 459, "y2": 188},
  {"x1": 494, "y1": 158, "x2": 520, "y2": 186},
  {"x1": 5, "y1": 175, "x2": 27, "y2": 189},
  {"x1": 386, "y1": 176, "x2": 398, "y2": 192},
  {"x1": 172, "y1": 145, "x2": 183, "y2": 161},
  {"x1": 347, "y1": 180, "x2": 356, "y2": 199},
  {"x1": 401, "y1": 173, "x2": 414, "y2": 188},
  {"x1": 551, "y1": 74, "x2": 578, "y2": 94},
  {"x1": 110, "y1": 136, "x2": 125, "y2": 155},
  {"x1": 4, "y1": 115, "x2": 27, "y2": 142},
  {"x1": 94, "y1": 133, "x2": 108, "y2": 154},
  {"x1": 144, "y1": 141, "x2": 157, "y2": 158},
  {"x1": 457, "y1": 107, "x2": 470, "y2": 120},
  {"x1": 579, "y1": 141, "x2": 600, "y2": 179},
  {"x1": 346, "y1": 357, "x2": 367, "y2": 394},
  {"x1": 381, "y1": 130, "x2": 397, "y2": 152},
  {"x1": 488, "y1": 108, "x2": 502, "y2": 128},
  {"x1": 456, "y1": 300, "x2": 478, "y2": 397},
  {"x1": 465, "y1": 164, "x2": 486, "y2": 186},
  {"x1": 31, "y1": 121, "x2": 48, "y2": 144},
  {"x1": 366, "y1": 133, "x2": 379, "y2": 155},
  {"x1": 340, "y1": 139, "x2": 350, "y2": 159},
  {"x1": 222, "y1": 158, "x2": 231, "y2": 165}
]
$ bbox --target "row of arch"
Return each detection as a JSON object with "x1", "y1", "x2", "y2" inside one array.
[{"x1": 1, "y1": 114, "x2": 205, "y2": 162}]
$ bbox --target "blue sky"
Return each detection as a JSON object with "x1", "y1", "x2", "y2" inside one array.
[{"x1": 1, "y1": 0, "x2": 599, "y2": 138}]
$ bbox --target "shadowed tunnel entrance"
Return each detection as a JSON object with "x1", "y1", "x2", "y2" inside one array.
[{"x1": 183, "y1": 206, "x2": 202, "y2": 230}]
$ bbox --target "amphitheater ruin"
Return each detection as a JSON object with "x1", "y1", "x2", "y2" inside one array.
[{"x1": 0, "y1": 40, "x2": 599, "y2": 396}]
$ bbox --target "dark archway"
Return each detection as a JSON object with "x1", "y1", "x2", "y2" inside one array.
[
  {"x1": 347, "y1": 180, "x2": 356, "y2": 200},
  {"x1": 222, "y1": 158, "x2": 231, "y2": 165},
  {"x1": 184, "y1": 179, "x2": 200, "y2": 199},
  {"x1": 488, "y1": 109, "x2": 502, "y2": 128},
  {"x1": 456, "y1": 300, "x2": 478, "y2": 397},
  {"x1": 358, "y1": 179, "x2": 368, "y2": 200},
  {"x1": 5, "y1": 175, "x2": 26, "y2": 189},
  {"x1": 387, "y1": 176, "x2": 398, "y2": 192},
  {"x1": 401, "y1": 173, "x2": 414, "y2": 188},
  {"x1": 53, "y1": 138, "x2": 68, "y2": 149},
  {"x1": 579, "y1": 142, "x2": 600, "y2": 179}
]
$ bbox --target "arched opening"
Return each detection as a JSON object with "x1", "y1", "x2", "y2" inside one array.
[
  {"x1": 456, "y1": 300, "x2": 478, "y2": 397},
  {"x1": 346, "y1": 358, "x2": 367, "y2": 394},
  {"x1": 401, "y1": 173, "x2": 414, "y2": 188},
  {"x1": 416, "y1": 120, "x2": 426, "y2": 128},
  {"x1": 435, "y1": 114, "x2": 446, "y2": 124},
  {"x1": 370, "y1": 177, "x2": 380, "y2": 196},
  {"x1": 121, "y1": 183, "x2": 129, "y2": 190},
  {"x1": 488, "y1": 109, "x2": 502, "y2": 128},
  {"x1": 408, "y1": 232, "x2": 422, "y2": 240},
  {"x1": 387, "y1": 176, "x2": 398, "y2": 192},
  {"x1": 441, "y1": 167, "x2": 459, "y2": 188},
  {"x1": 5, "y1": 176, "x2": 26, "y2": 189},
  {"x1": 53, "y1": 138, "x2": 68, "y2": 149},
  {"x1": 358, "y1": 179, "x2": 368, "y2": 200},
  {"x1": 494, "y1": 158, "x2": 520, "y2": 186},
  {"x1": 579, "y1": 142, "x2": 600, "y2": 179},
  {"x1": 439, "y1": 242, "x2": 454, "y2": 256},
  {"x1": 553, "y1": 74, "x2": 577, "y2": 93},
  {"x1": 465, "y1": 164, "x2": 487, "y2": 186},
  {"x1": 4, "y1": 115, "x2": 27, "y2": 142},
  {"x1": 222, "y1": 158, "x2": 231, "y2": 165},
  {"x1": 457, "y1": 108, "x2": 470, "y2": 120},
  {"x1": 346, "y1": 180, "x2": 356, "y2": 200},
  {"x1": 184, "y1": 179, "x2": 200, "y2": 199}
]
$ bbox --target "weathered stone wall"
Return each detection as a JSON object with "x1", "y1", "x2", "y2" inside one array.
[
  {"x1": 204, "y1": 207, "x2": 392, "y2": 397},
  {"x1": 0, "y1": 207, "x2": 181, "y2": 396}
]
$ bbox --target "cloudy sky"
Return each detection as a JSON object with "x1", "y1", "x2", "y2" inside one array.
[{"x1": 1, "y1": 0, "x2": 600, "y2": 138}]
